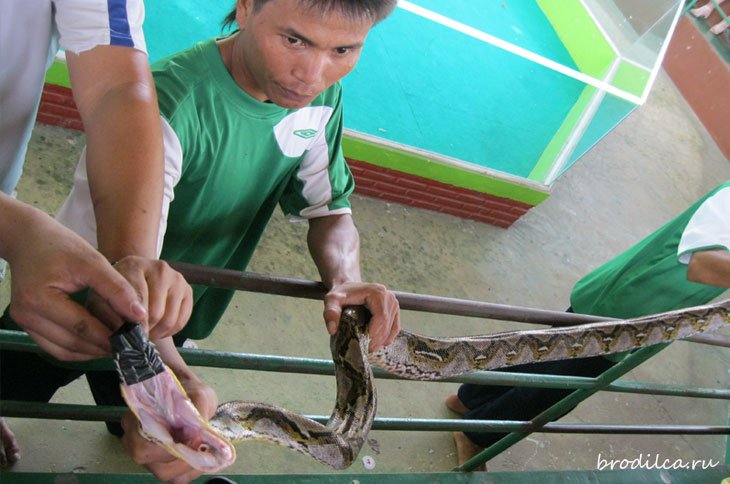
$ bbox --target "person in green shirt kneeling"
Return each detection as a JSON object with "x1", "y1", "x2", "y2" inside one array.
[{"x1": 446, "y1": 181, "x2": 730, "y2": 469}]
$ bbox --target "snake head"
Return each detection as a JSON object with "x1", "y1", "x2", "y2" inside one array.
[
  {"x1": 341, "y1": 306, "x2": 372, "y2": 332},
  {"x1": 111, "y1": 323, "x2": 236, "y2": 472}
]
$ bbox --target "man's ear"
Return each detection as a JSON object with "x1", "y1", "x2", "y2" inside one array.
[{"x1": 235, "y1": 0, "x2": 254, "y2": 27}]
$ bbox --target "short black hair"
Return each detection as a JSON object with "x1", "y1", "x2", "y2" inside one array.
[{"x1": 222, "y1": 0, "x2": 397, "y2": 31}]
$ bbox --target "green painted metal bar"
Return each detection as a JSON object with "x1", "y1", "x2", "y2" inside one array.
[
  {"x1": 727, "y1": 409, "x2": 730, "y2": 465},
  {"x1": 3, "y1": 400, "x2": 729, "y2": 435},
  {"x1": 710, "y1": 0, "x2": 730, "y2": 24},
  {"x1": 2, "y1": 261, "x2": 727, "y2": 476},
  {"x1": 2, "y1": 329, "x2": 728, "y2": 399},
  {"x1": 683, "y1": 0, "x2": 700, "y2": 15},
  {"x1": 456, "y1": 344, "x2": 670, "y2": 471},
  {"x1": 3, "y1": 468, "x2": 730, "y2": 484}
]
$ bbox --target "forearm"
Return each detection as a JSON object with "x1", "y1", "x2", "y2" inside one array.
[
  {"x1": 0, "y1": 194, "x2": 45, "y2": 261},
  {"x1": 307, "y1": 214, "x2": 362, "y2": 288},
  {"x1": 84, "y1": 83, "x2": 163, "y2": 260},
  {"x1": 67, "y1": 47, "x2": 164, "y2": 261},
  {"x1": 687, "y1": 249, "x2": 730, "y2": 287},
  {"x1": 308, "y1": 214, "x2": 400, "y2": 349}
]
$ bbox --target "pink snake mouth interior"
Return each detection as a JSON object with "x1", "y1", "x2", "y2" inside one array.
[{"x1": 111, "y1": 322, "x2": 236, "y2": 472}]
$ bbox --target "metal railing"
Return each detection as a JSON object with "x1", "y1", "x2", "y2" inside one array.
[{"x1": 1, "y1": 262, "x2": 728, "y2": 473}]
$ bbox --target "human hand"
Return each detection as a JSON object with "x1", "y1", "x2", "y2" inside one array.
[
  {"x1": 323, "y1": 282, "x2": 400, "y2": 351},
  {"x1": 0, "y1": 418, "x2": 20, "y2": 467},
  {"x1": 87, "y1": 256, "x2": 192, "y2": 340},
  {"x1": 121, "y1": 376, "x2": 218, "y2": 484},
  {"x1": 5, "y1": 205, "x2": 147, "y2": 361}
]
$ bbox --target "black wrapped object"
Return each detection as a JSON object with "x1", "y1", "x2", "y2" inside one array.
[{"x1": 110, "y1": 322, "x2": 165, "y2": 385}]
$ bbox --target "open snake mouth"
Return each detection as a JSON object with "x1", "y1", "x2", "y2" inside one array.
[{"x1": 111, "y1": 323, "x2": 236, "y2": 472}]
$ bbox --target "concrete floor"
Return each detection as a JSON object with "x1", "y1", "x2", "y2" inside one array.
[{"x1": 1, "y1": 70, "x2": 729, "y2": 479}]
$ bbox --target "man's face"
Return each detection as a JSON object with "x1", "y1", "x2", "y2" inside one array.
[{"x1": 235, "y1": 0, "x2": 374, "y2": 109}]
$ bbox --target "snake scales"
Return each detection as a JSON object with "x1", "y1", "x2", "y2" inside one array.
[{"x1": 116, "y1": 298, "x2": 730, "y2": 472}]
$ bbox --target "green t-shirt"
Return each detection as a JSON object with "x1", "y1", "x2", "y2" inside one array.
[
  {"x1": 570, "y1": 181, "x2": 730, "y2": 319},
  {"x1": 152, "y1": 39, "x2": 355, "y2": 339}
]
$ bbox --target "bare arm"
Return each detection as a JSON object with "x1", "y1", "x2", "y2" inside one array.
[
  {"x1": 307, "y1": 213, "x2": 362, "y2": 289},
  {"x1": 66, "y1": 46, "x2": 163, "y2": 261},
  {"x1": 307, "y1": 214, "x2": 400, "y2": 351},
  {"x1": 686, "y1": 249, "x2": 730, "y2": 287}
]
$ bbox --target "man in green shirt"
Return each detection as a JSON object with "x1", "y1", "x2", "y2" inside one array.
[
  {"x1": 3, "y1": 1, "x2": 399, "y2": 481},
  {"x1": 447, "y1": 181, "x2": 730, "y2": 468}
]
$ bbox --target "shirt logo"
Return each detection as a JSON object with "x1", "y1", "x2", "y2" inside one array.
[{"x1": 293, "y1": 128, "x2": 318, "y2": 139}]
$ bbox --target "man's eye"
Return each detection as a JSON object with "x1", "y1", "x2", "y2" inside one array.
[
  {"x1": 286, "y1": 36, "x2": 302, "y2": 46},
  {"x1": 335, "y1": 47, "x2": 349, "y2": 55}
]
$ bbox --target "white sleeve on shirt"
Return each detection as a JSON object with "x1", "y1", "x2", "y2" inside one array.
[
  {"x1": 678, "y1": 186, "x2": 730, "y2": 264},
  {"x1": 54, "y1": 0, "x2": 147, "y2": 54},
  {"x1": 55, "y1": 116, "x2": 182, "y2": 257}
]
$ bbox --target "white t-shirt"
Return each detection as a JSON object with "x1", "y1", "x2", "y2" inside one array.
[
  {"x1": 0, "y1": 0, "x2": 147, "y2": 194},
  {"x1": 678, "y1": 186, "x2": 730, "y2": 263}
]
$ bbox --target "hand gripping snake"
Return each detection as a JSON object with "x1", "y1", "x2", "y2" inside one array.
[{"x1": 111, "y1": 298, "x2": 730, "y2": 473}]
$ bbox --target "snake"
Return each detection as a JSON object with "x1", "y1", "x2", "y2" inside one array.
[{"x1": 112, "y1": 298, "x2": 730, "y2": 473}]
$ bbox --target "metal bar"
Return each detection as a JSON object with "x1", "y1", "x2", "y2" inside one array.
[
  {"x1": 2, "y1": 400, "x2": 728, "y2": 435},
  {"x1": 168, "y1": 261, "x2": 612, "y2": 326},
  {"x1": 683, "y1": 0, "x2": 700, "y2": 15},
  {"x1": 168, "y1": 261, "x2": 730, "y2": 347},
  {"x1": 3, "y1": 330, "x2": 728, "y2": 399},
  {"x1": 710, "y1": 0, "x2": 730, "y2": 24},
  {"x1": 457, "y1": 344, "x2": 670, "y2": 471},
  {"x1": 689, "y1": 333, "x2": 730, "y2": 348},
  {"x1": 727, "y1": 411, "x2": 730, "y2": 465}
]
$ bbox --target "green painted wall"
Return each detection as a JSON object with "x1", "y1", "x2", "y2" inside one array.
[
  {"x1": 45, "y1": 60, "x2": 71, "y2": 88},
  {"x1": 537, "y1": 0, "x2": 616, "y2": 78},
  {"x1": 343, "y1": 136, "x2": 549, "y2": 206}
]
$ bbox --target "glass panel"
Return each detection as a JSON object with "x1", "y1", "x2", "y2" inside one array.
[
  {"x1": 342, "y1": 7, "x2": 589, "y2": 180},
  {"x1": 582, "y1": 0, "x2": 682, "y2": 99},
  {"x1": 559, "y1": 93, "x2": 637, "y2": 182}
]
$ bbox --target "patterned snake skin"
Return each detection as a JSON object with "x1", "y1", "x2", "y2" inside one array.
[{"x1": 207, "y1": 299, "x2": 730, "y2": 469}]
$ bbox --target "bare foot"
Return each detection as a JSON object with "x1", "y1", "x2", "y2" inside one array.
[
  {"x1": 445, "y1": 394, "x2": 469, "y2": 416},
  {"x1": 691, "y1": 4, "x2": 714, "y2": 18},
  {"x1": 453, "y1": 431, "x2": 486, "y2": 471},
  {"x1": 711, "y1": 20, "x2": 729, "y2": 35},
  {"x1": 0, "y1": 418, "x2": 21, "y2": 467}
]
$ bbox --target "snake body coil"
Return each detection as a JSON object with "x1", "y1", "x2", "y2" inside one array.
[{"x1": 122, "y1": 300, "x2": 730, "y2": 471}]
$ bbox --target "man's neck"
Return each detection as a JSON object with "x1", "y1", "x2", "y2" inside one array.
[{"x1": 216, "y1": 33, "x2": 269, "y2": 103}]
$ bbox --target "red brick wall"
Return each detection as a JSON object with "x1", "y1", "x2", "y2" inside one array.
[
  {"x1": 37, "y1": 84, "x2": 83, "y2": 131},
  {"x1": 36, "y1": 83, "x2": 534, "y2": 227},
  {"x1": 664, "y1": 17, "x2": 730, "y2": 160},
  {"x1": 347, "y1": 159, "x2": 532, "y2": 228}
]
